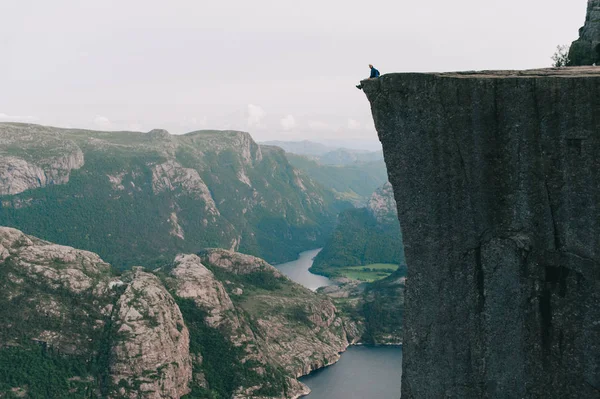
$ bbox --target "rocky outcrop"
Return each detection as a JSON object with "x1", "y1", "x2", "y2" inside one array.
[
  {"x1": 363, "y1": 68, "x2": 600, "y2": 398},
  {"x1": 165, "y1": 249, "x2": 359, "y2": 398},
  {"x1": 201, "y1": 248, "x2": 284, "y2": 276},
  {"x1": 199, "y1": 249, "x2": 357, "y2": 375},
  {"x1": 367, "y1": 181, "x2": 397, "y2": 223},
  {"x1": 0, "y1": 227, "x2": 115, "y2": 354},
  {"x1": 151, "y1": 160, "x2": 220, "y2": 217},
  {"x1": 184, "y1": 130, "x2": 263, "y2": 166},
  {"x1": 569, "y1": 0, "x2": 600, "y2": 65},
  {"x1": 0, "y1": 226, "x2": 362, "y2": 398},
  {"x1": 169, "y1": 254, "x2": 237, "y2": 328},
  {"x1": 0, "y1": 123, "x2": 84, "y2": 195},
  {"x1": 0, "y1": 227, "x2": 194, "y2": 398},
  {"x1": 110, "y1": 269, "x2": 192, "y2": 399}
]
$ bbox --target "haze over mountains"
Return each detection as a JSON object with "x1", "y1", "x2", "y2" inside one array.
[
  {"x1": 262, "y1": 140, "x2": 383, "y2": 165},
  {"x1": 263, "y1": 140, "x2": 388, "y2": 205}
]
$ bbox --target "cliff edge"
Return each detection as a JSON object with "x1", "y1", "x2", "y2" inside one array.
[{"x1": 362, "y1": 68, "x2": 600, "y2": 398}]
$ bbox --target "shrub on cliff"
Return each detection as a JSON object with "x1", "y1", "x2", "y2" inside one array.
[{"x1": 551, "y1": 45, "x2": 571, "y2": 67}]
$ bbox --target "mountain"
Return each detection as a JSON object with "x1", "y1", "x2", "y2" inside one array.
[
  {"x1": 316, "y1": 149, "x2": 383, "y2": 166},
  {"x1": 262, "y1": 140, "x2": 383, "y2": 166},
  {"x1": 260, "y1": 140, "x2": 334, "y2": 156},
  {"x1": 260, "y1": 140, "x2": 387, "y2": 205},
  {"x1": 311, "y1": 182, "x2": 405, "y2": 277},
  {"x1": 0, "y1": 123, "x2": 351, "y2": 268},
  {"x1": 0, "y1": 226, "x2": 360, "y2": 398},
  {"x1": 285, "y1": 154, "x2": 387, "y2": 204}
]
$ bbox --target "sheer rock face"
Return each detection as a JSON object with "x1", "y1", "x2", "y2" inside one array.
[
  {"x1": 110, "y1": 270, "x2": 192, "y2": 399},
  {"x1": 569, "y1": 0, "x2": 600, "y2": 65},
  {"x1": 362, "y1": 69, "x2": 600, "y2": 399}
]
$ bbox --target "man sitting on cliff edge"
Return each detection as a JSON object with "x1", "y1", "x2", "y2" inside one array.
[{"x1": 356, "y1": 64, "x2": 380, "y2": 89}]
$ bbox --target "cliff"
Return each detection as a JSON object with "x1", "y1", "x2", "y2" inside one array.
[
  {"x1": 569, "y1": 0, "x2": 600, "y2": 65},
  {"x1": 362, "y1": 68, "x2": 600, "y2": 398}
]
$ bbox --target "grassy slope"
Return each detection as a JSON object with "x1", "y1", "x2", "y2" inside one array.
[{"x1": 335, "y1": 264, "x2": 399, "y2": 282}]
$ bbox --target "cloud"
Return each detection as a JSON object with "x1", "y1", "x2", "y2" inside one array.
[
  {"x1": 0, "y1": 113, "x2": 37, "y2": 121},
  {"x1": 94, "y1": 115, "x2": 112, "y2": 128},
  {"x1": 280, "y1": 114, "x2": 296, "y2": 131},
  {"x1": 247, "y1": 104, "x2": 265, "y2": 127},
  {"x1": 347, "y1": 118, "x2": 361, "y2": 130}
]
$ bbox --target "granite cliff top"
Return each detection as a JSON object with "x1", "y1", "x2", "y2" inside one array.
[{"x1": 362, "y1": 66, "x2": 600, "y2": 83}]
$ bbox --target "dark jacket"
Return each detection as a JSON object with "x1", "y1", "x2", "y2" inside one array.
[{"x1": 370, "y1": 67, "x2": 380, "y2": 78}]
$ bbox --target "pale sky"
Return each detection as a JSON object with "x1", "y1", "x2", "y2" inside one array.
[{"x1": 0, "y1": 0, "x2": 589, "y2": 150}]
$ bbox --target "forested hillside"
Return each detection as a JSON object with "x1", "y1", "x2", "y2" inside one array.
[
  {"x1": 311, "y1": 182, "x2": 405, "y2": 277},
  {"x1": 0, "y1": 123, "x2": 351, "y2": 268}
]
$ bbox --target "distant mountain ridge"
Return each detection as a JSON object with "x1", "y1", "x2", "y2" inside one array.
[
  {"x1": 261, "y1": 140, "x2": 335, "y2": 156},
  {"x1": 261, "y1": 140, "x2": 387, "y2": 205},
  {"x1": 0, "y1": 123, "x2": 350, "y2": 268},
  {"x1": 262, "y1": 140, "x2": 383, "y2": 166}
]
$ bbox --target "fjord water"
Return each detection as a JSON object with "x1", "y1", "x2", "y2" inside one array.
[
  {"x1": 276, "y1": 248, "x2": 403, "y2": 398},
  {"x1": 275, "y1": 248, "x2": 333, "y2": 291},
  {"x1": 300, "y1": 345, "x2": 402, "y2": 398}
]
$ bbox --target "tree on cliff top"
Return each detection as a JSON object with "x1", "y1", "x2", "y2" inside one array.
[{"x1": 551, "y1": 45, "x2": 571, "y2": 67}]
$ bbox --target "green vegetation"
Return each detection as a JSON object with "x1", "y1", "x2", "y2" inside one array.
[
  {"x1": 334, "y1": 264, "x2": 399, "y2": 282},
  {"x1": 552, "y1": 44, "x2": 571, "y2": 67},
  {"x1": 311, "y1": 208, "x2": 405, "y2": 279},
  {"x1": 0, "y1": 345, "x2": 97, "y2": 398},
  {"x1": 0, "y1": 256, "x2": 118, "y2": 397},
  {"x1": 361, "y1": 270, "x2": 406, "y2": 344},
  {"x1": 177, "y1": 298, "x2": 289, "y2": 399},
  {"x1": 286, "y1": 154, "x2": 388, "y2": 201}
]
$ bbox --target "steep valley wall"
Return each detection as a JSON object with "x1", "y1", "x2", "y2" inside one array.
[{"x1": 363, "y1": 68, "x2": 600, "y2": 398}]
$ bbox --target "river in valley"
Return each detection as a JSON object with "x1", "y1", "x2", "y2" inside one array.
[
  {"x1": 275, "y1": 249, "x2": 403, "y2": 398},
  {"x1": 274, "y1": 248, "x2": 333, "y2": 291}
]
